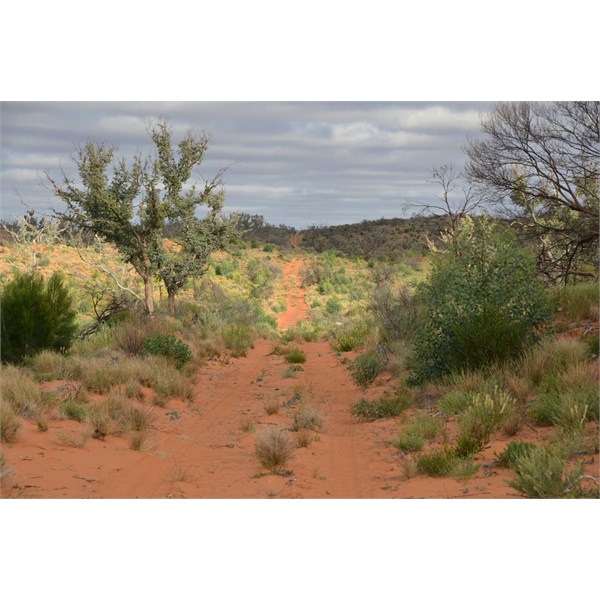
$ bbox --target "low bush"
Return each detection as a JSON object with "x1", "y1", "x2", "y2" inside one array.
[
  {"x1": 0, "y1": 401, "x2": 21, "y2": 442},
  {"x1": 142, "y1": 334, "x2": 192, "y2": 369},
  {"x1": 284, "y1": 346, "x2": 307, "y2": 364},
  {"x1": 291, "y1": 405, "x2": 324, "y2": 432},
  {"x1": 416, "y1": 450, "x2": 457, "y2": 477},
  {"x1": 60, "y1": 398, "x2": 88, "y2": 422},
  {"x1": 0, "y1": 270, "x2": 77, "y2": 364},
  {"x1": 350, "y1": 349, "x2": 384, "y2": 388},
  {"x1": 393, "y1": 430, "x2": 425, "y2": 452},
  {"x1": 255, "y1": 427, "x2": 294, "y2": 472},
  {"x1": 331, "y1": 320, "x2": 371, "y2": 352},
  {"x1": 508, "y1": 445, "x2": 589, "y2": 498},
  {"x1": 350, "y1": 390, "x2": 410, "y2": 421},
  {"x1": 495, "y1": 440, "x2": 536, "y2": 469}
]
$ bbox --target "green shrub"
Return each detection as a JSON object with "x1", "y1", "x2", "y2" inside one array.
[
  {"x1": 331, "y1": 321, "x2": 371, "y2": 352},
  {"x1": 326, "y1": 296, "x2": 342, "y2": 314},
  {"x1": 350, "y1": 390, "x2": 410, "y2": 421},
  {"x1": 508, "y1": 445, "x2": 589, "y2": 498},
  {"x1": 416, "y1": 450, "x2": 457, "y2": 477},
  {"x1": 284, "y1": 347, "x2": 307, "y2": 364},
  {"x1": 410, "y1": 218, "x2": 551, "y2": 383},
  {"x1": 222, "y1": 322, "x2": 254, "y2": 357},
  {"x1": 350, "y1": 349, "x2": 384, "y2": 388},
  {"x1": 438, "y1": 390, "x2": 473, "y2": 416},
  {"x1": 142, "y1": 334, "x2": 192, "y2": 369},
  {"x1": 0, "y1": 270, "x2": 77, "y2": 364},
  {"x1": 263, "y1": 243, "x2": 274, "y2": 253},
  {"x1": 454, "y1": 390, "x2": 516, "y2": 457},
  {"x1": 495, "y1": 440, "x2": 536, "y2": 469},
  {"x1": 61, "y1": 398, "x2": 88, "y2": 422},
  {"x1": 393, "y1": 430, "x2": 425, "y2": 452}
]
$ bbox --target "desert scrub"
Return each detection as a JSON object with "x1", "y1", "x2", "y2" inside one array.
[
  {"x1": 350, "y1": 390, "x2": 410, "y2": 421},
  {"x1": 495, "y1": 440, "x2": 536, "y2": 469},
  {"x1": 349, "y1": 348, "x2": 384, "y2": 388},
  {"x1": 255, "y1": 427, "x2": 294, "y2": 473},
  {"x1": 291, "y1": 405, "x2": 324, "y2": 432},
  {"x1": 508, "y1": 445, "x2": 591, "y2": 498},
  {"x1": 60, "y1": 398, "x2": 88, "y2": 422},
  {"x1": 529, "y1": 388, "x2": 599, "y2": 430},
  {"x1": 331, "y1": 320, "x2": 371, "y2": 352},
  {"x1": 0, "y1": 401, "x2": 21, "y2": 442},
  {"x1": 114, "y1": 317, "x2": 148, "y2": 356},
  {"x1": 145, "y1": 356, "x2": 192, "y2": 401},
  {"x1": 416, "y1": 449, "x2": 457, "y2": 477},
  {"x1": 222, "y1": 322, "x2": 254, "y2": 358},
  {"x1": 284, "y1": 346, "x2": 307, "y2": 364},
  {"x1": 438, "y1": 390, "x2": 473, "y2": 416},
  {"x1": 0, "y1": 270, "x2": 77, "y2": 364},
  {"x1": 28, "y1": 350, "x2": 68, "y2": 381},
  {"x1": 454, "y1": 390, "x2": 516, "y2": 457},
  {"x1": 393, "y1": 430, "x2": 425, "y2": 452},
  {"x1": 551, "y1": 282, "x2": 599, "y2": 322},
  {"x1": 142, "y1": 334, "x2": 192, "y2": 369},
  {"x1": 410, "y1": 217, "x2": 550, "y2": 383},
  {"x1": 0, "y1": 365, "x2": 44, "y2": 418}
]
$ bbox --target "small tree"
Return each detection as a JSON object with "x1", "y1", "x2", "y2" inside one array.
[
  {"x1": 0, "y1": 271, "x2": 77, "y2": 363},
  {"x1": 409, "y1": 217, "x2": 551, "y2": 383},
  {"x1": 47, "y1": 119, "x2": 231, "y2": 315}
]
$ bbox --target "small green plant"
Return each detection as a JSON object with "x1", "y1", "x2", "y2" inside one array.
[
  {"x1": 254, "y1": 427, "x2": 294, "y2": 473},
  {"x1": 350, "y1": 349, "x2": 384, "y2": 388},
  {"x1": 495, "y1": 440, "x2": 536, "y2": 469},
  {"x1": 393, "y1": 430, "x2": 425, "y2": 452},
  {"x1": 508, "y1": 445, "x2": 590, "y2": 498},
  {"x1": 416, "y1": 450, "x2": 457, "y2": 477},
  {"x1": 222, "y1": 322, "x2": 254, "y2": 357},
  {"x1": 263, "y1": 243, "x2": 274, "y2": 253},
  {"x1": 142, "y1": 334, "x2": 192, "y2": 369},
  {"x1": 350, "y1": 390, "x2": 410, "y2": 421},
  {"x1": 325, "y1": 296, "x2": 342, "y2": 314},
  {"x1": 61, "y1": 398, "x2": 88, "y2": 422},
  {"x1": 284, "y1": 347, "x2": 307, "y2": 364},
  {"x1": 331, "y1": 321, "x2": 371, "y2": 352},
  {"x1": 438, "y1": 390, "x2": 473, "y2": 416}
]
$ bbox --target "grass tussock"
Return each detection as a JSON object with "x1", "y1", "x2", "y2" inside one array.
[
  {"x1": 56, "y1": 427, "x2": 91, "y2": 448},
  {"x1": 284, "y1": 346, "x2": 307, "y2": 364},
  {"x1": 0, "y1": 365, "x2": 44, "y2": 418},
  {"x1": 552, "y1": 283, "x2": 600, "y2": 322},
  {"x1": 263, "y1": 399, "x2": 280, "y2": 415},
  {"x1": 254, "y1": 427, "x2": 294, "y2": 473},
  {"x1": 296, "y1": 429, "x2": 314, "y2": 448},
  {"x1": 0, "y1": 401, "x2": 21, "y2": 442},
  {"x1": 291, "y1": 405, "x2": 324, "y2": 432},
  {"x1": 350, "y1": 390, "x2": 411, "y2": 421},
  {"x1": 349, "y1": 348, "x2": 384, "y2": 388}
]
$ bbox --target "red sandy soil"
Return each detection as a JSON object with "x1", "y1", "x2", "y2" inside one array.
[
  {"x1": 1, "y1": 259, "x2": 598, "y2": 499},
  {"x1": 277, "y1": 257, "x2": 309, "y2": 330}
]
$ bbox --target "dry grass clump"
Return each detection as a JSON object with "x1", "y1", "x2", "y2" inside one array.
[
  {"x1": 145, "y1": 356, "x2": 192, "y2": 401},
  {"x1": 240, "y1": 418, "x2": 256, "y2": 433},
  {"x1": 0, "y1": 365, "x2": 44, "y2": 418},
  {"x1": 28, "y1": 350, "x2": 68, "y2": 381},
  {"x1": 255, "y1": 427, "x2": 294, "y2": 472},
  {"x1": 169, "y1": 461, "x2": 191, "y2": 483},
  {"x1": 520, "y1": 337, "x2": 587, "y2": 385},
  {"x1": 295, "y1": 429, "x2": 314, "y2": 448},
  {"x1": 114, "y1": 317, "x2": 148, "y2": 356},
  {"x1": 0, "y1": 451, "x2": 12, "y2": 481},
  {"x1": 0, "y1": 400, "x2": 21, "y2": 442},
  {"x1": 263, "y1": 399, "x2": 281, "y2": 415},
  {"x1": 128, "y1": 430, "x2": 154, "y2": 452},
  {"x1": 291, "y1": 405, "x2": 324, "y2": 432},
  {"x1": 56, "y1": 427, "x2": 91, "y2": 448}
]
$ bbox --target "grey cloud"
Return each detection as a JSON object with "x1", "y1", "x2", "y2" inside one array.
[{"x1": 1, "y1": 101, "x2": 494, "y2": 228}]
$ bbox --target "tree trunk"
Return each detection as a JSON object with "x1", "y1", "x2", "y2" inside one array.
[
  {"x1": 167, "y1": 289, "x2": 175, "y2": 315},
  {"x1": 144, "y1": 275, "x2": 154, "y2": 316}
]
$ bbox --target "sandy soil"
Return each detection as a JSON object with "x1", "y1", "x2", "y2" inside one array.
[{"x1": 1, "y1": 258, "x2": 598, "y2": 499}]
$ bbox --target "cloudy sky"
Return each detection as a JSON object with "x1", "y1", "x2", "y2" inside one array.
[{"x1": 1, "y1": 101, "x2": 494, "y2": 229}]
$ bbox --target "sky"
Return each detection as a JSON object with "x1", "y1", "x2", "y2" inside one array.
[{"x1": 0, "y1": 101, "x2": 494, "y2": 229}]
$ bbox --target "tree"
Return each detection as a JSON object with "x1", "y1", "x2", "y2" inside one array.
[
  {"x1": 1, "y1": 270, "x2": 77, "y2": 363},
  {"x1": 47, "y1": 119, "x2": 232, "y2": 315},
  {"x1": 465, "y1": 101, "x2": 599, "y2": 283}
]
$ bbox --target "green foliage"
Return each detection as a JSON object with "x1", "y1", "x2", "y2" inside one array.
[
  {"x1": 1, "y1": 270, "x2": 77, "y2": 364},
  {"x1": 508, "y1": 445, "x2": 589, "y2": 498},
  {"x1": 438, "y1": 390, "x2": 473, "y2": 416},
  {"x1": 551, "y1": 283, "x2": 599, "y2": 322},
  {"x1": 495, "y1": 440, "x2": 536, "y2": 469},
  {"x1": 350, "y1": 390, "x2": 410, "y2": 421},
  {"x1": 61, "y1": 398, "x2": 88, "y2": 422},
  {"x1": 142, "y1": 334, "x2": 192, "y2": 369},
  {"x1": 325, "y1": 296, "x2": 342, "y2": 314},
  {"x1": 410, "y1": 218, "x2": 551, "y2": 383},
  {"x1": 393, "y1": 430, "x2": 425, "y2": 452},
  {"x1": 284, "y1": 347, "x2": 307, "y2": 364},
  {"x1": 263, "y1": 243, "x2": 275, "y2": 252},
  {"x1": 350, "y1": 349, "x2": 384, "y2": 387},
  {"x1": 416, "y1": 450, "x2": 457, "y2": 477},
  {"x1": 331, "y1": 320, "x2": 371, "y2": 352},
  {"x1": 529, "y1": 388, "x2": 598, "y2": 430},
  {"x1": 222, "y1": 322, "x2": 254, "y2": 357},
  {"x1": 454, "y1": 390, "x2": 516, "y2": 457}
]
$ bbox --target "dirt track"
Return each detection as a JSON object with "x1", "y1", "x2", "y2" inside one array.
[{"x1": 3, "y1": 256, "x2": 574, "y2": 499}]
